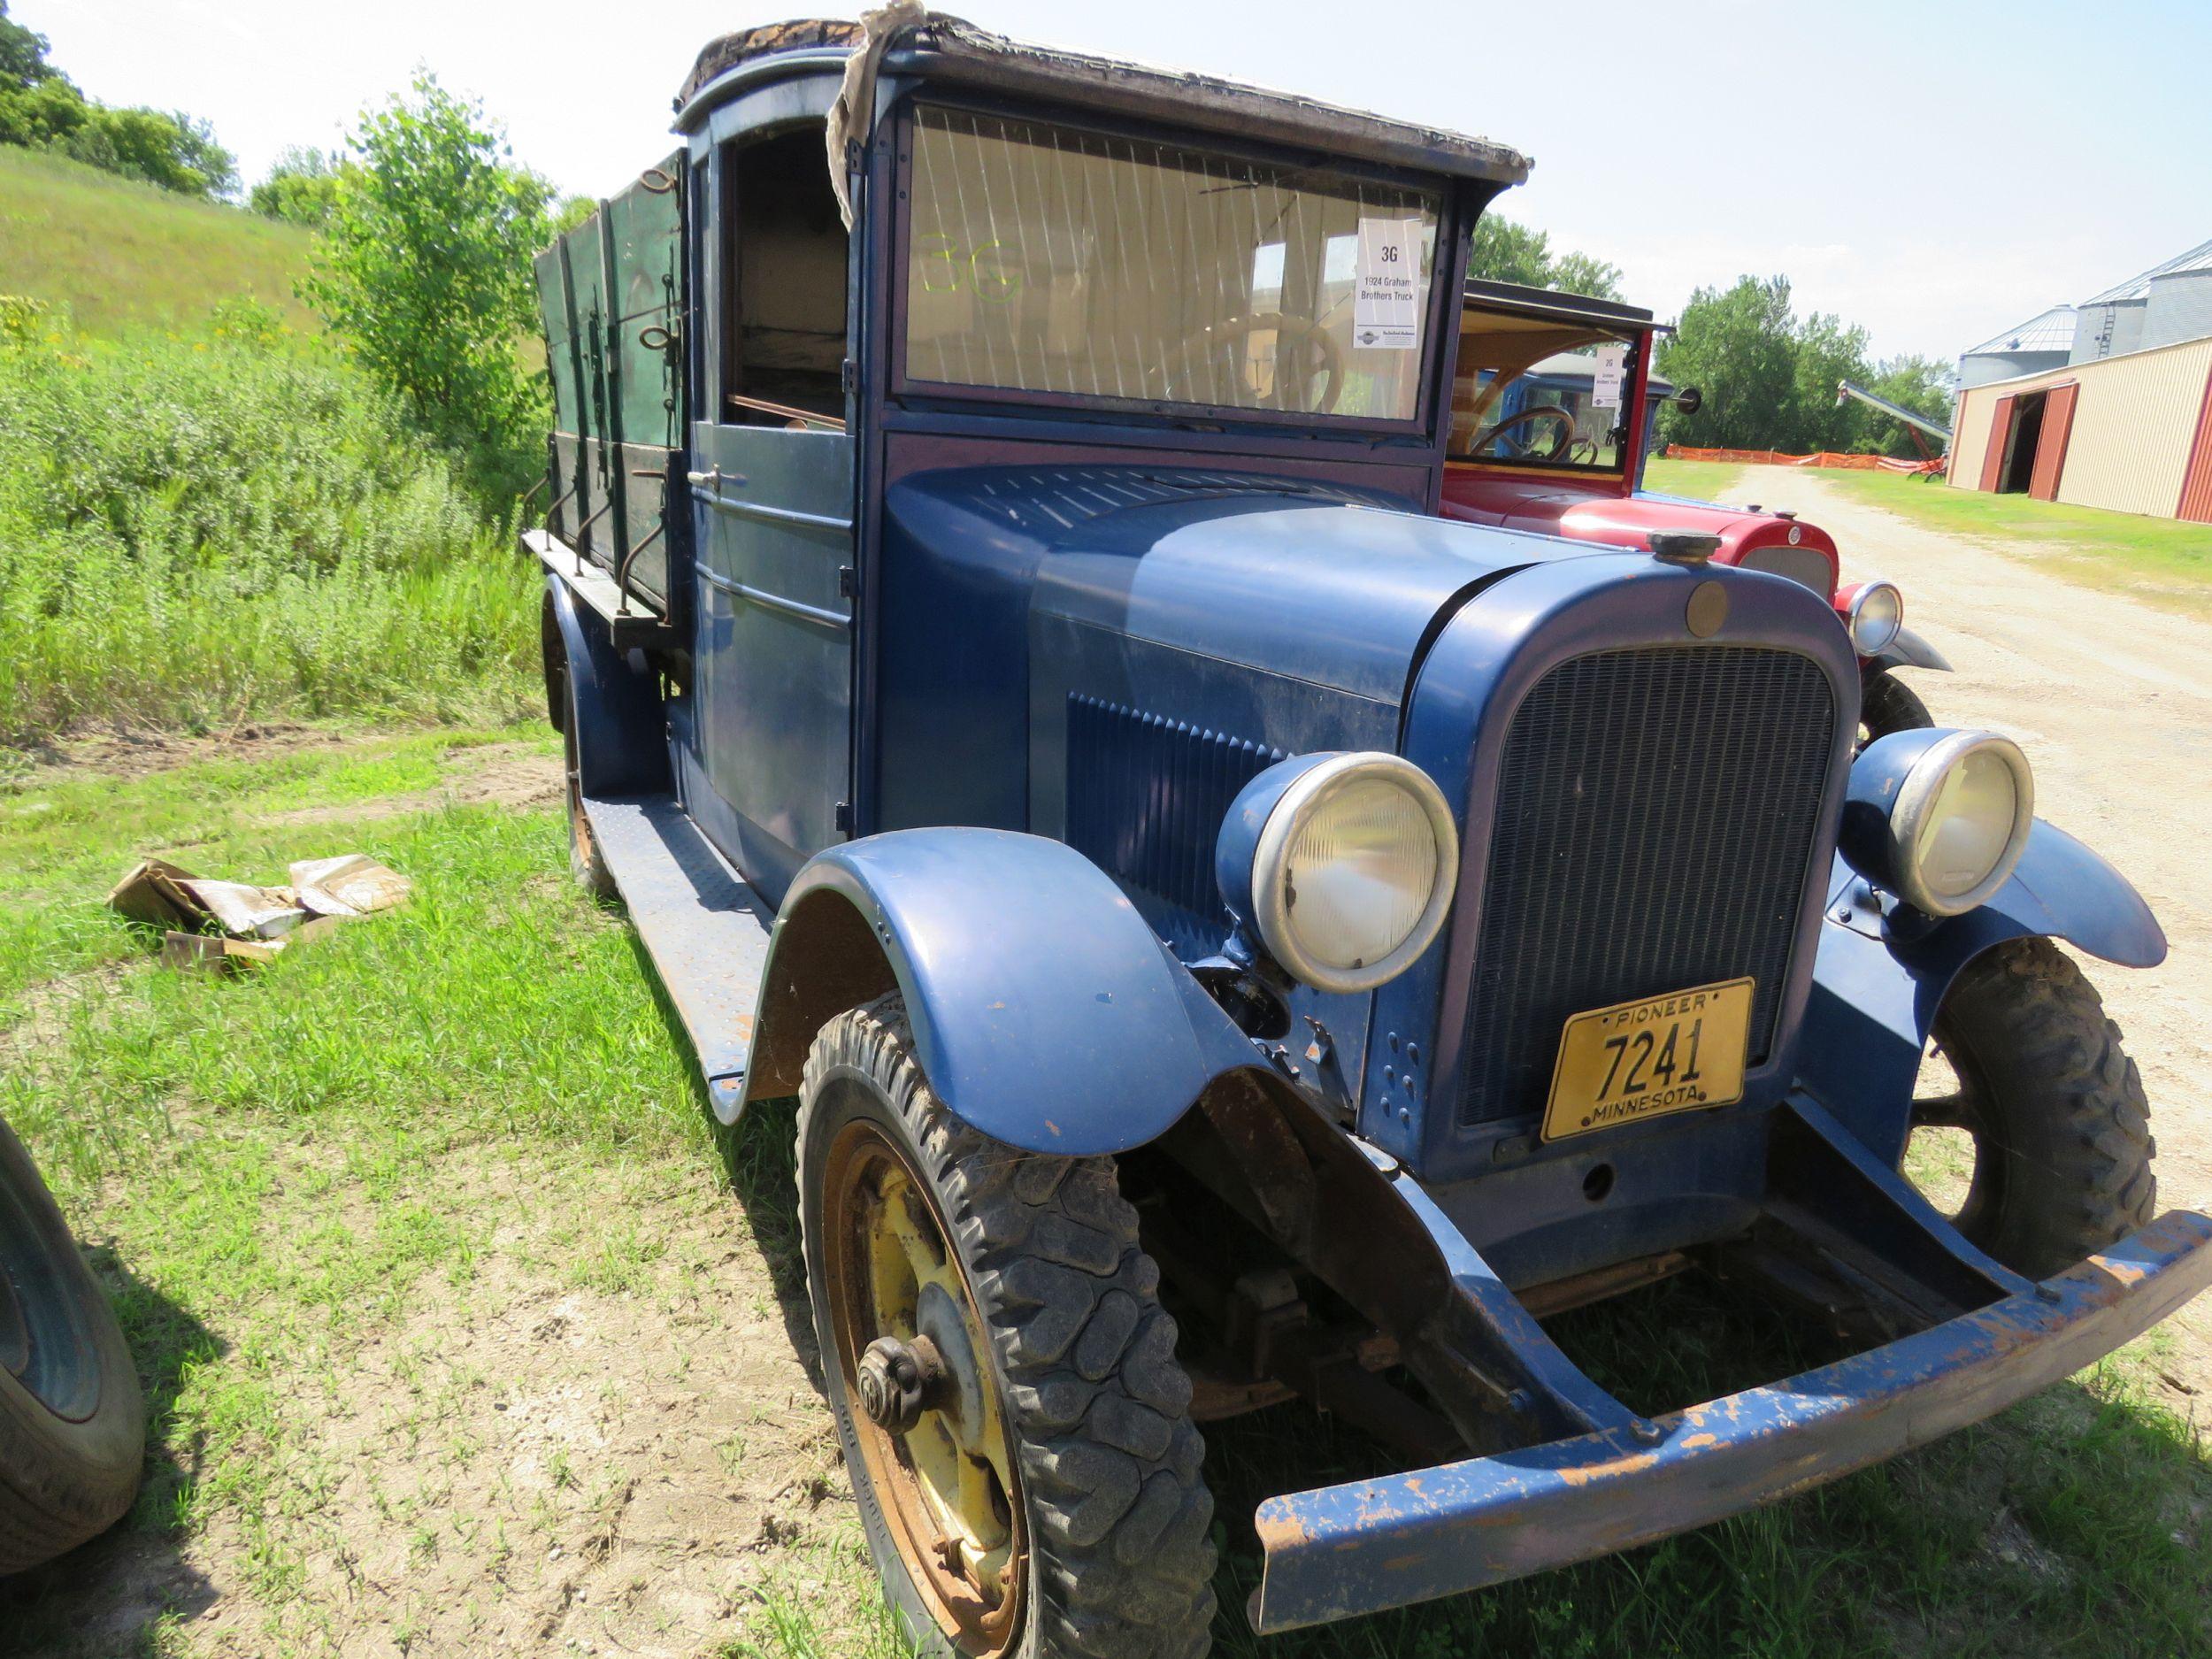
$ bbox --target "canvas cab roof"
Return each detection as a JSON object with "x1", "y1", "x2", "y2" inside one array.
[{"x1": 676, "y1": 11, "x2": 1531, "y2": 190}]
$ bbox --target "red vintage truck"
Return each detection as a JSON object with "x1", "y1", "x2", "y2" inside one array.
[{"x1": 1441, "y1": 279, "x2": 1947, "y2": 737}]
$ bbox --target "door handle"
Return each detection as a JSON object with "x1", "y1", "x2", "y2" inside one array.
[{"x1": 687, "y1": 467, "x2": 749, "y2": 490}]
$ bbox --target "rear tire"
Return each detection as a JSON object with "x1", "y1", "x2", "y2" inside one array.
[
  {"x1": 1909, "y1": 938, "x2": 2155, "y2": 1278},
  {"x1": 797, "y1": 996, "x2": 1217, "y2": 1658},
  {"x1": 550, "y1": 633, "x2": 617, "y2": 900},
  {"x1": 0, "y1": 1119, "x2": 143, "y2": 1575}
]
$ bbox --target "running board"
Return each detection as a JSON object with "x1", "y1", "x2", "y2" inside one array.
[{"x1": 581, "y1": 794, "x2": 773, "y2": 1122}]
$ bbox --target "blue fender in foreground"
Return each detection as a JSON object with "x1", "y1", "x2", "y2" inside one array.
[
  {"x1": 742, "y1": 828, "x2": 1260, "y2": 1156},
  {"x1": 545, "y1": 574, "x2": 668, "y2": 798},
  {"x1": 1797, "y1": 818, "x2": 2165, "y2": 1164}
]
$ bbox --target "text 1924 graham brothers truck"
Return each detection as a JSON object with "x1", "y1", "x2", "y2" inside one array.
[{"x1": 526, "y1": 14, "x2": 2209, "y2": 1655}]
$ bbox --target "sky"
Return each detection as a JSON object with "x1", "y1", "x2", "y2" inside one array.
[{"x1": 28, "y1": 0, "x2": 2212, "y2": 365}]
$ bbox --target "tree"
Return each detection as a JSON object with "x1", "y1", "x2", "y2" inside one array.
[
  {"x1": 0, "y1": 1, "x2": 58, "y2": 91},
  {"x1": 303, "y1": 73, "x2": 553, "y2": 496},
  {"x1": 1467, "y1": 212, "x2": 1624, "y2": 302},
  {"x1": 1788, "y1": 310, "x2": 1872, "y2": 451},
  {"x1": 1655, "y1": 275, "x2": 1801, "y2": 451},
  {"x1": 1847, "y1": 355, "x2": 1954, "y2": 458},
  {"x1": 0, "y1": 8, "x2": 234, "y2": 199},
  {"x1": 549, "y1": 194, "x2": 597, "y2": 236},
  {"x1": 250, "y1": 146, "x2": 346, "y2": 227},
  {"x1": 56, "y1": 104, "x2": 236, "y2": 197}
]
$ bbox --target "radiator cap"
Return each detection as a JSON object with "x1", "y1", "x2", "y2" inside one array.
[{"x1": 1649, "y1": 531, "x2": 1721, "y2": 565}]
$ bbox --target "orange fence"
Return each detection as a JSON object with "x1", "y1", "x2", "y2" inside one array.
[{"x1": 1666, "y1": 446, "x2": 1942, "y2": 475}]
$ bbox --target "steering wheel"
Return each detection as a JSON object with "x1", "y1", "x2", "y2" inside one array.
[
  {"x1": 1148, "y1": 312, "x2": 1345, "y2": 414},
  {"x1": 1473, "y1": 403, "x2": 1579, "y2": 461}
]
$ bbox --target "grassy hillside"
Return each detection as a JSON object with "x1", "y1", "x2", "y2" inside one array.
[{"x1": 0, "y1": 148, "x2": 317, "y2": 336}]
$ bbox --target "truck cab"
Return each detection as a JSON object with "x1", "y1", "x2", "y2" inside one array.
[{"x1": 526, "y1": 15, "x2": 2203, "y2": 1655}]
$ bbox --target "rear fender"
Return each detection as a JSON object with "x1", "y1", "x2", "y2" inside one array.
[
  {"x1": 1797, "y1": 819, "x2": 2164, "y2": 1163},
  {"x1": 741, "y1": 828, "x2": 1258, "y2": 1156},
  {"x1": 544, "y1": 574, "x2": 668, "y2": 798}
]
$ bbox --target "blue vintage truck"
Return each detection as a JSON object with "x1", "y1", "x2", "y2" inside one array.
[{"x1": 526, "y1": 14, "x2": 2208, "y2": 1655}]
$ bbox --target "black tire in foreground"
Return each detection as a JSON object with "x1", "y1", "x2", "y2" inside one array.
[
  {"x1": 1912, "y1": 938, "x2": 2156, "y2": 1279},
  {"x1": 0, "y1": 1118, "x2": 142, "y2": 1575},
  {"x1": 797, "y1": 996, "x2": 1216, "y2": 1659},
  {"x1": 1859, "y1": 668, "x2": 1934, "y2": 744}
]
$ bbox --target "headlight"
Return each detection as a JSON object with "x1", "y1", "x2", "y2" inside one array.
[
  {"x1": 1842, "y1": 580, "x2": 1904, "y2": 656},
  {"x1": 1840, "y1": 729, "x2": 2034, "y2": 917},
  {"x1": 1217, "y1": 753, "x2": 1459, "y2": 993}
]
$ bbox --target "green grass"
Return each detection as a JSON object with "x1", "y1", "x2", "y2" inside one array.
[
  {"x1": 1640, "y1": 457, "x2": 1750, "y2": 503},
  {"x1": 2, "y1": 734, "x2": 2208, "y2": 1656},
  {"x1": 0, "y1": 149, "x2": 318, "y2": 338},
  {"x1": 1812, "y1": 469, "x2": 2212, "y2": 603},
  {"x1": 0, "y1": 311, "x2": 539, "y2": 743}
]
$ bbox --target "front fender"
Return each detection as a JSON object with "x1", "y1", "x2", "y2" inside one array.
[
  {"x1": 1870, "y1": 625, "x2": 1952, "y2": 673},
  {"x1": 742, "y1": 828, "x2": 1260, "y2": 1156},
  {"x1": 1796, "y1": 819, "x2": 2165, "y2": 1163}
]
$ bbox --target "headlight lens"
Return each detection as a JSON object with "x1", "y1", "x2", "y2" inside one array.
[
  {"x1": 1913, "y1": 746, "x2": 2024, "y2": 906},
  {"x1": 1248, "y1": 755, "x2": 1458, "y2": 993},
  {"x1": 1846, "y1": 581, "x2": 1904, "y2": 655},
  {"x1": 1844, "y1": 729, "x2": 2034, "y2": 916}
]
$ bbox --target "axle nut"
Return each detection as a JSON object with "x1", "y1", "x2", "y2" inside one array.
[{"x1": 856, "y1": 1335, "x2": 944, "y2": 1434}]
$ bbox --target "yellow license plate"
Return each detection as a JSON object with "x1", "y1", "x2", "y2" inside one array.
[{"x1": 1540, "y1": 977, "x2": 1755, "y2": 1141}]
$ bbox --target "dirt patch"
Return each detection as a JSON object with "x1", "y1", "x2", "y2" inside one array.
[
  {"x1": 262, "y1": 742, "x2": 563, "y2": 826},
  {"x1": 5, "y1": 723, "x2": 358, "y2": 785},
  {"x1": 7, "y1": 1141, "x2": 860, "y2": 1659}
]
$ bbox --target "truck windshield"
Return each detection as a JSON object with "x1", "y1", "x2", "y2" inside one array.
[
  {"x1": 1448, "y1": 311, "x2": 1638, "y2": 472},
  {"x1": 900, "y1": 104, "x2": 1440, "y2": 423}
]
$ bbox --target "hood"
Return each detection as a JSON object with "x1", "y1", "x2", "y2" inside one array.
[
  {"x1": 1442, "y1": 474, "x2": 1840, "y2": 595},
  {"x1": 885, "y1": 465, "x2": 1599, "y2": 706}
]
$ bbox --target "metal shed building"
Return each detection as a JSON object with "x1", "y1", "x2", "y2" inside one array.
[{"x1": 1950, "y1": 236, "x2": 2212, "y2": 523}]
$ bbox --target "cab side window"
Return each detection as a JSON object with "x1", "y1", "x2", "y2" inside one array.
[{"x1": 722, "y1": 126, "x2": 849, "y2": 426}]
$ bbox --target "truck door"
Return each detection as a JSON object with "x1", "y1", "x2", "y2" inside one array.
[{"x1": 688, "y1": 123, "x2": 856, "y2": 896}]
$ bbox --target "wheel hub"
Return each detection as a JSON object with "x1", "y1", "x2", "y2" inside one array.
[{"x1": 856, "y1": 1333, "x2": 947, "y2": 1433}]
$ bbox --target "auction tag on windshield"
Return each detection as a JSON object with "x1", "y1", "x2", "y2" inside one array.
[
  {"x1": 1593, "y1": 344, "x2": 1626, "y2": 409},
  {"x1": 1353, "y1": 217, "x2": 1422, "y2": 350}
]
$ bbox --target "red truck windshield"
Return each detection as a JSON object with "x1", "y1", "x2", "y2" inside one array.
[
  {"x1": 899, "y1": 104, "x2": 1441, "y2": 424},
  {"x1": 1448, "y1": 310, "x2": 1638, "y2": 473}
]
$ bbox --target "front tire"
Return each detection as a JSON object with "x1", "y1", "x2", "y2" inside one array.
[
  {"x1": 1909, "y1": 939, "x2": 2155, "y2": 1278},
  {"x1": 797, "y1": 996, "x2": 1216, "y2": 1658},
  {"x1": 1860, "y1": 668, "x2": 1933, "y2": 744},
  {"x1": 0, "y1": 1119, "x2": 143, "y2": 1575}
]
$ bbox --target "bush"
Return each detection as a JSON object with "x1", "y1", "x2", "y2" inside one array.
[
  {"x1": 302, "y1": 76, "x2": 552, "y2": 503},
  {"x1": 250, "y1": 146, "x2": 344, "y2": 229},
  {"x1": 0, "y1": 303, "x2": 538, "y2": 742}
]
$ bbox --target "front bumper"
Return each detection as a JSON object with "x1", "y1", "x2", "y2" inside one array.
[{"x1": 1250, "y1": 1209, "x2": 2212, "y2": 1632}]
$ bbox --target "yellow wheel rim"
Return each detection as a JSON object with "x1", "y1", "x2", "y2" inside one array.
[{"x1": 824, "y1": 1118, "x2": 1025, "y2": 1655}]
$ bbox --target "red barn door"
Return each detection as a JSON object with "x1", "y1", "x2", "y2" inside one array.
[
  {"x1": 2028, "y1": 382, "x2": 2078, "y2": 502},
  {"x1": 2180, "y1": 366, "x2": 2212, "y2": 524},
  {"x1": 1978, "y1": 394, "x2": 2017, "y2": 492}
]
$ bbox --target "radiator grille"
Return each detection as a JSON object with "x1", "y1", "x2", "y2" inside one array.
[
  {"x1": 1065, "y1": 695, "x2": 1283, "y2": 946},
  {"x1": 1456, "y1": 647, "x2": 1836, "y2": 1128}
]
